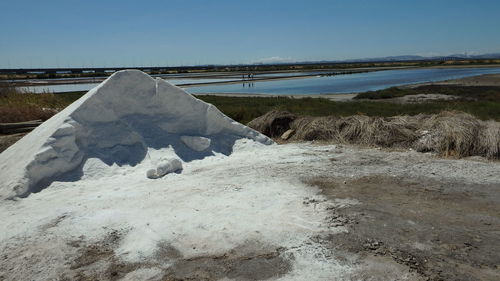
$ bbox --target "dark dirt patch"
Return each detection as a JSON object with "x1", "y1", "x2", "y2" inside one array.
[
  {"x1": 61, "y1": 233, "x2": 290, "y2": 281},
  {"x1": 307, "y1": 175, "x2": 500, "y2": 281},
  {"x1": 161, "y1": 242, "x2": 291, "y2": 281},
  {"x1": 61, "y1": 230, "x2": 140, "y2": 281},
  {"x1": 70, "y1": 230, "x2": 121, "y2": 270},
  {"x1": 154, "y1": 241, "x2": 183, "y2": 260}
]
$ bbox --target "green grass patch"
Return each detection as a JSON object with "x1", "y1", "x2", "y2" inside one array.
[{"x1": 197, "y1": 95, "x2": 500, "y2": 123}]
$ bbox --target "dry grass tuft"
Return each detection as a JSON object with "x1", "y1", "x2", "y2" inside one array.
[
  {"x1": 247, "y1": 110, "x2": 296, "y2": 138},
  {"x1": 0, "y1": 105, "x2": 56, "y2": 123},
  {"x1": 290, "y1": 115, "x2": 420, "y2": 148},
  {"x1": 291, "y1": 116, "x2": 339, "y2": 141},
  {"x1": 415, "y1": 112, "x2": 482, "y2": 157},
  {"x1": 250, "y1": 110, "x2": 500, "y2": 159},
  {"x1": 0, "y1": 85, "x2": 62, "y2": 123},
  {"x1": 480, "y1": 121, "x2": 500, "y2": 159}
]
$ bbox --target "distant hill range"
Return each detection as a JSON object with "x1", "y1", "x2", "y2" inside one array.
[
  {"x1": 250, "y1": 53, "x2": 500, "y2": 65},
  {"x1": 286, "y1": 53, "x2": 500, "y2": 65},
  {"x1": 341, "y1": 53, "x2": 500, "y2": 62}
]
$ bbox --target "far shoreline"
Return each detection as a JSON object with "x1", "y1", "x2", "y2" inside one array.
[
  {"x1": 193, "y1": 92, "x2": 358, "y2": 102},
  {"x1": 9, "y1": 68, "x2": 500, "y2": 101},
  {"x1": 6, "y1": 63, "x2": 500, "y2": 88}
]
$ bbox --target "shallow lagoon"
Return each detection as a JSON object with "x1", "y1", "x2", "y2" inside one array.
[
  {"x1": 23, "y1": 67, "x2": 500, "y2": 94},
  {"x1": 187, "y1": 67, "x2": 500, "y2": 95}
]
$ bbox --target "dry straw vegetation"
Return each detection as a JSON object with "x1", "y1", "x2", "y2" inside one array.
[
  {"x1": 249, "y1": 110, "x2": 500, "y2": 159},
  {"x1": 0, "y1": 85, "x2": 78, "y2": 123},
  {"x1": 0, "y1": 85, "x2": 56, "y2": 123}
]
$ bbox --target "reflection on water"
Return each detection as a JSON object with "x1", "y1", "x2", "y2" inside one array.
[
  {"x1": 187, "y1": 67, "x2": 500, "y2": 95},
  {"x1": 242, "y1": 82, "x2": 255, "y2": 88}
]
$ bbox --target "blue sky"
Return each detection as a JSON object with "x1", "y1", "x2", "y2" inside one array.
[{"x1": 1, "y1": 0, "x2": 499, "y2": 68}]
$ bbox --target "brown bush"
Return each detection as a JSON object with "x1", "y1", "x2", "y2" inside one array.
[
  {"x1": 249, "y1": 110, "x2": 500, "y2": 159},
  {"x1": 0, "y1": 86, "x2": 61, "y2": 123},
  {"x1": 290, "y1": 114, "x2": 420, "y2": 148},
  {"x1": 291, "y1": 116, "x2": 339, "y2": 141},
  {"x1": 247, "y1": 110, "x2": 296, "y2": 138},
  {"x1": 415, "y1": 112, "x2": 482, "y2": 157},
  {"x1": 0, "y1": 104, "x2": 56, "y2": 123},
  {"x1": 480, "y1": 121, "x2": 500, "y2": 159}
]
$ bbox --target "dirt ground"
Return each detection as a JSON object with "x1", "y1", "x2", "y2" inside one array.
[
  {"x1": 1, "y1": 222, "x2": 292, "y2": 281},
  {"x1": 300, "y1": 144, "x2": 500, "y2": 281},
  {"x1": 307, "y1": 175, "x2": 499, "y2": 280}
]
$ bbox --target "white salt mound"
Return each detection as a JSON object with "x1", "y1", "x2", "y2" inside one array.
[
  {"x1": 180, "y1": 135, "x2": 211, "y2": 151},
  {"x1": 146, "y1": 158, "x2": 183, "y2": 179},
  {"x1": 0, "y1": 70, "x2": 273, "y2": 199}
]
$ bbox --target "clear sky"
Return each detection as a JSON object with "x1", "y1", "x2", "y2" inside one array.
[{"x1": 1, "y1": 0, "x2": 499, "y2": 68}]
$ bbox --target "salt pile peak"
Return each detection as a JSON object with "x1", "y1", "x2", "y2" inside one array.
[{"x1": 0, "y1": 70, "x2": 273, "y2": 199}]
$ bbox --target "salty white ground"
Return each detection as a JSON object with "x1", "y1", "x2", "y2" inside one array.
[
  {"x1": 1, "y1": 141, "x2": 499, "y2": 280},
  {"x1": 0, "y1": 140, "x2": 355, "y2": 280}
]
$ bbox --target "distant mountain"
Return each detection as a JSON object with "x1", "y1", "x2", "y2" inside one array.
[
  {"x1": 342, "y1": 55, "x2": 426, "y2": 62},
  {"x1": 251, "y1": 52, "x2": 500, "y2": 65},
  {"x1": 467, "y1": 53, "x2": 500, "y2": 59},
  {"x1": 340, "y1": 53, "x2": 500, "y2": 63}
]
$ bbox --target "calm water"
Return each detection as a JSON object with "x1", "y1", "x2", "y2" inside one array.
[
  {"x1": 22, "y1": 67, "x2": 500, "y2": 94},
  {"x1": 187, "y1": 67, "x2": 500, "y2": 95}
]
